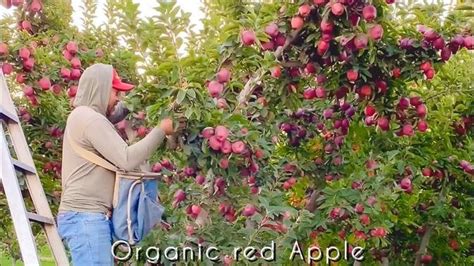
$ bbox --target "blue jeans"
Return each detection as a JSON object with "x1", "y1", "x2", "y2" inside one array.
[{"x1": 57, "y1": 211, "x2": 114, "y2": 265}]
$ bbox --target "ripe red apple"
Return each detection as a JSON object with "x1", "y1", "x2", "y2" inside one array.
[
  {"x1": 201, "y1": 127, "x2": 214, "y2": 139},
  {"x1": 173, "y1": 189, "x2": 186, "y2": 203},
  {"x1": 190, "y1": 205, "x2": 201, "y2": 217},
  {"x1": 368, "y1": 24, "x2": 384, "y2": 41},
  {"x1": 433, "y1": 37, "x2": 445, "y2": 50},
  {"x1": 360, "y1": 214, "x2": 370, "y2": 226},
  {"x1": 0, "y1": 42, "x2": 8, "y2": 55},
  {"x1": 418, "y1": 120, "x2": 428, "y2": 132},
  {"x1": 151, "y1": 162, "x2": 162, "y2": 172},
  {"x1": 355, "y1": 203, "x2": 364, "y2": 214},
  {"x1": 265, "y1": 23, "x2": 279, "y2": 37},
  {"x1": 317, "y1": 40, "x2": 330, "y2": 55},
  {"x1": 217, "y1": 68, "x2": 231, "y2": 83},
  {"x1": 60, "y1": 68, "x2": 71, "y2": 79},
  {"x1": 207, "y1": 80, "x2": 223, "y2": 98},
  {"x1": 19, "y1": 47, "x2": 30, "y2": 59},
  {"x1": 216, "y1": 98, "x2": 228, "y2": 109},
  {"x1": 420, "y1": 254, "x2": 432, "y2": 264},
  {"x1": 464, "y1": 35, "x2": 473, "y2": 49},
  {"x1": 38, "y1": 77, "x2": 51, "y2": 90},
  {"x1": 29, "y1": 0, "x2": 42, "y2": 12},
  {"x1": 254, "y1": 148, "x2": 264, "y2": 159},
  {"x1": 66, "y1": 41, "x2": 78, "y2": 55},
  {"x1": 377, "y1": 117, "x2": 390, "y2": 131},
  {"x1": 242, "y1": 204, "x2": 257, "y2": 217},
  {"x1": 422, "y1": 167, "x2": 432, "y2": 177},
  {"x1": 449, "y1": 239, "x2": 459, "y2": 251},
  {"x1": 62, "y1": 50, "x2": 72, "y2": 61},
  {"x1": 425, "y1": 68, "x2": 435, "y2": 80},
  {"x1": 416, "y1": 104, "x2": 427, "y2": 118},
  {"x1": 20, "y1": 20, "x2": 32, "y2": 33},
  {"x1": 220, "y1": 139, "x2": 232, "y2": 154},
  {"x1": 330, "y1": 207, "x2": 342, "y2": 219},
  {"x1": 320, "y1": 20, "x2": 334, "y2": 33},
  {"x1": 291, "y1": 16, "x2": 304, "y2": 30},
  {"x1": 231, "y1": 141, "x2": 246, "y2": 154},
  {"x1": 214, "y1": 125, "x2": 229, "y2": 142},
  {"x1": 271, "y1": 66, "x2": 281, "y2": 78},
  {"x1": 16, "y1": 73, "x2": 26, "y2": 84},
  {"x1": 315, "y1": 87, "x2": 326, "y2": 98},
  {"x1": 376, "y1": 80, "x2": 388, "y2": 94},
  {"x1": 346, "y1": 69, "x2": 358, "y2": 82},
  {"x1": 364, "y1": 105, "x2": 376, "y2": 116},
  {"x1": 68, "y1": 69, "x2": 80, "y2": 80},
  {"x1": 362, "y1": 5, "x2": 377, "y2": 22},
  {"x1": 305, "y1": 63, "x2": 316, "y2": 74},
  {"x1": 70, "y1": 57, "x2": 81, "y2": 69},
  {"x1": 274, "y1": 34, "x2": 286, "y2": 46},
  {"x1": 195, "y1": 175, "x2": 205, "y2": 185},
  {"x1": 303, "y1": 88, "x2": 316, "y2": 99},
  {"x1": 137, "y1": 126, "x2": 148, "y2": 137},
  {"x1": 392, "y1": 67, "x2": 401, "y2": 78},
  {"x1": 23, "y1": 86, "x2": 34, "y2": 97},
  {"x1": 23, "y1": 57, "x2": 35, "y2": 71},
  {"x1": 241, "y1": 30, "x2": 256, "y2": 46},
  {"x1": 400, "y1": 177, "x2": 412, "y2": 191},
  {"x1": 1, "y1": 62, "x2": 12, "y2": 75},
  {"x1": 331, "y1": 3, "x2": 345, "y2": 16},
  {"x1": 67, "y1": 85, "x2": 77, "y2": 98},
  {"x1": 261, "y1": 41, "x2": 274, "y2": 51},
  {"x1": 441, "y1": 47, "x2": 451, "y2": 61},
  {"x1": 298, "y1": 4, "x2": 311, "y2": 17},
  {"x1": 208, "y1": 135, "x2": 222, "y2": 151},
  {"x1": 354, "y1": 34, "x2": 368, "y2": 50},
  {"x1": 402, "y1": 124, "x2": 414, "y2": 136},
  {"x1": 370, "y1": 227, "x2": 387, "y2": 238},
  {"x1": 51, "y1": 84, "x2": 61, "y2": 95},
  {"x1": 420, "y1": 61, "x2": 432, "y2": 72},
  {"x1": 360, "y1": 84, "x2": 372, "y2": 97}
]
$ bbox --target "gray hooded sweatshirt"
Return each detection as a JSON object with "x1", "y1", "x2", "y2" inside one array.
[{"x1": 58, "y1": 63, "x2": 165, "y2": 214}]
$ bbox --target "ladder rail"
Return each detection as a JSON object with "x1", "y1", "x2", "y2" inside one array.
[
  {"x1": 1, "y1": 123, "x2": 41, "y2": 265},
  {"x1": 1, "y1": 70, "x2": 70, "y2": 265}
]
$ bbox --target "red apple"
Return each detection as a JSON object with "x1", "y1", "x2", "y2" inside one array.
[
  {"x1": 201, "y1": 127, "x2": 214, "y2": 139},
  {"x1": 214, "y1": 125, "x2": 229, "y2": 141},
  {"x1": 368, "y1": 24, "x2": 384, "y2": 41},
  {"x1": 220, "y1": 139, "x2": 232, "y2": 154},
  {"x1": 217, "y1": 68, "x2": 231, "y2": 83},
  {"x1": 362, "y1": 5, "x2": 377, "y2": 22},
  {"x1": 291, "y1": 16, "x2": 304, "y2": 30},
  {"x1": 66, "y1": 41, "x2": 78, "y2": 55},
  {"x1": 0, "y1": 42, "x2": 8, "y2": 55},
  {"x1": 38, "y1": 77, "x2": 51, "y2": 90},
  {"x1": 265, "y1": 23, "x2": 279, "y2": 37},
  {"x1": 208, "y1": 135, "x2": 222, "y2": 151},
  {"x1": 231, "y1": 141, "x2": 246, "y2": 154},
  {"x1": 207, "y1": 80, "x2": 223, "y2": 98},
  {"x1": 347, "y1": 69, "x2": 358, "y2": 82},
  {"x1": 242, "y1": 204, "x2": 257, "y2": 217},
  {"x1": 298, "y1": 4, "x2": 311, "y2": 17},
  {"x1": 241, "y1": 30, "x2": 256, "y2": 46},
  {"x1": 331, "y1": 3, "x2": 345, "y2": 16},
  {"x1": 70, "y1": 57, "x2": 81, "y2": 69}
]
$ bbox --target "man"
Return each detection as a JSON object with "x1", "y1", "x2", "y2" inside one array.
[{"x1": 57, "y1": 63, "x2": 173, "y2": 265}]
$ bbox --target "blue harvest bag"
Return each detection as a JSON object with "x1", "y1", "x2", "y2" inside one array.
[
  {"x1": 67, "y1": 133, "x2": 166, "y2": 245},
  {"x1": 111, "y1": 172, "x2": 165, "y2": 245}
]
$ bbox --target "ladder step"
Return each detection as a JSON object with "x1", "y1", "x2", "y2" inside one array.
[
  {"x1": 0, "y1": 106, "x2": 19, "y2": 124},
  {"x1": 12, "y1": 159, "x2": 37, "y2": 175},
  {"x1": 26, "y1": 212, "x2": 54, "y2": 225}
]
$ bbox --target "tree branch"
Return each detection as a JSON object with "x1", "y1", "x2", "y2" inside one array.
[
  {"x1": 235, "y1": 27, "x2": 303, "y2": 109},
  {"x1": 414, "y1": 225, "x2": 433, "y2": 266}
]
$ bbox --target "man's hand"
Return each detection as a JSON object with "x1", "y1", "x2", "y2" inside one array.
[{"x1": 159, "y1": 118, "x2": 174, "y2": 135}]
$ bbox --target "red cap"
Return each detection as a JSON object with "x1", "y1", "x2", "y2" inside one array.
[{"x1": 112, "y1": 69, "x2": 134, "y2": 91}]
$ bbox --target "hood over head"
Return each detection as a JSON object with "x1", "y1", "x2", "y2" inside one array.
[{"x1": 73, "y1": 63, "x2": 113, "y2": 115}]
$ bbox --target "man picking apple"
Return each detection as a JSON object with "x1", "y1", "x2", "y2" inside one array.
[{"x1": 56, "y1": 63, "x2": 175, "y2": 265}]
